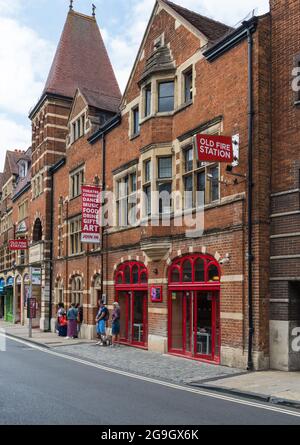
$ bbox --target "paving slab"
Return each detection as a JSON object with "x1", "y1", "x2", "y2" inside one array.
[{"x1": 195, "y1": 371, "x2": 300, "y2": 408}]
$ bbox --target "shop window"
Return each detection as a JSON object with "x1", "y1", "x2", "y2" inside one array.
[
  {"x1": 158, "y1": 81, "x2": 174, "y2": 112},
  {"x1": 208, "y1": 264, "x2": 220, "y2": 282}
]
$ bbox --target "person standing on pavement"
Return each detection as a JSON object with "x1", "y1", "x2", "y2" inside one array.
[
  {"x1": 95, "y1": 300, "x2": 109, "y2": 345},
  {"x1": 111, "y1": 302, "x2": 120, "y2": 347},
  {"x1": 66, "y1": 303, "x2": 78, "y2": 339},
  {"x1": 76, "y1": 303, "x2": 83, "y2": 338},
  {"x1": 57, "y1": 303, "x2": 67, "y2": 337}
]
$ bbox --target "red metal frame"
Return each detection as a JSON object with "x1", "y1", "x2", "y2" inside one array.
[
  {"x1": 115, "y1": 261, "x2": 148, "y2": 349},
  {"x1": 168, "y1": 254, "x2": 221, "y2": 364}
]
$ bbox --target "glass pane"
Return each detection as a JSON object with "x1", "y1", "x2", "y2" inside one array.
[
  {"x1": 184, "y1": 175, "x2": 193, "y2": 209},
  {"x1": 171, "y1": 292, "x2": 183, "y2": 350},
  {"x1": 133, "y1": 292, "x2": 145, "y2": 343},
  {"x1": 196, "y1": 171, "x2": 205, "y2": 207},
  {"x1": 185, "y1": 148, "x2": 193, "y2": 172},
  {"x1": 208, "y1": 264, "x2": 220, "y2": 282},
  {"x1": 196, "y1": 292, "x2": 212, "y2": 356},
  {"x1": 131, "y1": 174, "x2": 137, "y2": 193},
  {"x1": 185, "y1": 293, "x2": 192, "y2": 352},
  {"x1": 159, "y1": 182, "x2": 172, "y2": 214},
  {"x1": 171, "y1": 268, "x2": 180, "y2": 283},
  {"x1": 158, "y1": 157, "x2": 172, "y2": 178},
  {"x1": 145, "y1": 160, "x2": 151, "y2": 182},
  {"x1": 133, "y1": 108, "x2": 139, "y2": 134},
  {"x1": 158, "y1": 82, "x2": 174, "y2": 112},
  {"x1": 210, "y1": 165, "x2": 219, "y2": 202},
  {"x1": 140, "y1": 272, "x2": 147, "y2": 284},
  {"x1": 183, "y1": 260, "x2": 192, "y2": 282},
  {"x1": 185, "y1": 71, "x2": 193, "y2": 102},
  {"x1": 118, "y1": 292, "x2": 129, "y2": 341},
  {"x1": 144, "y1": 186, "x2": 151, "y2": 216},
  {"x1": 145, "y1": 85, "x2": 151, "y2": 116},
  {"x1": 132, "y1": 265, "x2": 139, "y2": 284},
  {"x1": 117, "y1": 273, "x2": 123, "y2": 284},
  {"x1": 195, "y1": 258, "x2": 205, "y2": 282},
  {"x1": 124, "y1": 266, "x2": 131, "y2": 284}
]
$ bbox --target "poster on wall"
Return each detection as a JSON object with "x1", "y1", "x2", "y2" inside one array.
[
  {"x1": 151, "y1": 286, "x2": 163, "y2": 303},
  {"x1": 81, "y1": 185, "x2": 101, "y2": 244}
]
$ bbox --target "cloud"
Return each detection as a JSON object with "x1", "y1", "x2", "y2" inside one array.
[
  {"x1": 104, "y1": 0, "x2": 269, "y2": 92},
  {"x1": 0, "y1": 114, "x2": 31, "y2": 168},
  {"x1": 0, "y1": 17, "x2": 54, "y2": 115}
]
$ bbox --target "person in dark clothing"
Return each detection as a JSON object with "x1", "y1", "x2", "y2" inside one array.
[{"x1": 76, "y1": 303, "x2": 83, "y2": 337}]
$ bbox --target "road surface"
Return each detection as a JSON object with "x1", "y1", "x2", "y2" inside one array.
[{"x1": 0, "y1": 336, "x2": 299, "y2": 425}]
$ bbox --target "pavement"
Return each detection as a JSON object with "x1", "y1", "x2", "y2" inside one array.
[
  {"x1": 1, "y1": 337, "x2": 300, "y2": 425},
  {"x1": 1, "y1": 320, "x2": 300, "y2": 410}
]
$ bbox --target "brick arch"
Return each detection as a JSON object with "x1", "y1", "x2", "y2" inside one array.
[{"x1": 31, "y1": 212, "x2": 45, "y2": 242}]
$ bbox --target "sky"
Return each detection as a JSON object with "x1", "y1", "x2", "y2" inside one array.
[{"x1": 0, "y1": 0, "x2": 269, "y2": 171}]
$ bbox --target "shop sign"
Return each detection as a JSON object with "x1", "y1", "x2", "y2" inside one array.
[
  {"x1": 16, "y1": 221, "x2": 27, "y2": 233},
  {"x1": 196, "y1": 134, "x2": 233, "y2": 163},
  {"x1": 32, "y1": 268, "x2": 41, "y2": 286},
  {"x1": 81, "y1": 185, "x2": 101, "y2": 244},
  {"x1": 8, "y1": 239, "x2": 28, "y2": 251},
  {"x1": 151, "y1": 286, "x2": 163, "y2": 303},
  {"x1": 27, "y1": 298, "x2": 37, "y2": 319}
]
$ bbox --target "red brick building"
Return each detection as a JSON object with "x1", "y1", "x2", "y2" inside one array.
[{"x1": 0, "y1": 0, "x2": 299, "y2": 371}]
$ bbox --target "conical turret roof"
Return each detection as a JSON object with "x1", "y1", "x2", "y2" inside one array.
[{"x1": 43, "y1": 10, "x2": 121, "y2": 112}]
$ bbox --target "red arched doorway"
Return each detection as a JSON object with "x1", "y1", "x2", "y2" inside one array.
[
  {"x1": 168, "y1": 254, "x2": 221, "y2": 363},
  {"x1": 115, "y1": 261, "x2": 148, "y2": 348}
]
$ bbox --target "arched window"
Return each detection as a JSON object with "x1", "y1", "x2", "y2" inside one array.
[
  {"x1": 33, "y1": 218, "x2": 42, "y2": 242},
  {"x1": 71, "y1": 276, "x2": 83, "y2": 305},
  {"x1": 115, "y1": 262, "x2": 148, "y2": 286},
  {"x1": 169, "y1": 254, "x2": 221, "y2": 284}
]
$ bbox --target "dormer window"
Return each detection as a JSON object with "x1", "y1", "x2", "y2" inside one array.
[{"x1": 18, "y1": 161, "x2": 28, "y2": 179}]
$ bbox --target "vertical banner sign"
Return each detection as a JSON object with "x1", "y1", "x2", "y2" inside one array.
[
  {"x1": 81, "y1": 185, "x2": 101, "y2": 244},
  {"x1": 196, "y1": 134, "x2": 233, "y2": 163}
]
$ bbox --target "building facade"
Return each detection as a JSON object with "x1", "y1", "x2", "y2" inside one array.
[{"x1": 0, "y1": 0, "x2": 299, "y2": 371}]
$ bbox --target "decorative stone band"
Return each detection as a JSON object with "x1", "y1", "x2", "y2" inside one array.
[{"x1": 221, "y1": 312, "x2": 244, "y2": 321}]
